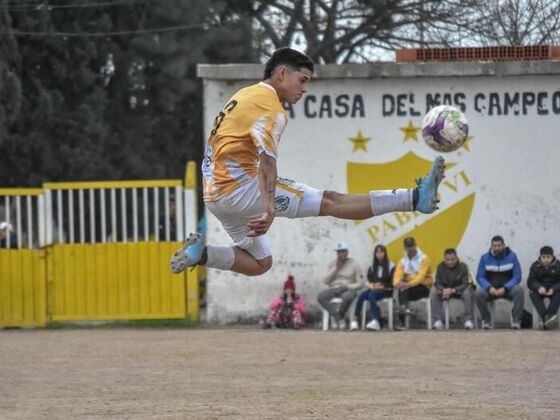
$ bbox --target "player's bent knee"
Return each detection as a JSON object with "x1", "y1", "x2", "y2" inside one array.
[
  {"x1": 246, "y1": 256, "x2": 272, "y2": 276},
  {"x1": 319, "y1": 190, "x2": 342, "y2": 215}
]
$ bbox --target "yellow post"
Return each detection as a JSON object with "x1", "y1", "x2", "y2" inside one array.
[
  {"x1": 184, "y1": 160, "x2": 197, "y2": 189},
  {"x1": 184, "y1": 160, "x2": 200, "y2": 322}
]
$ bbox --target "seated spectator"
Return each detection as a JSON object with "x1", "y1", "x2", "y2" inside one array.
[
  {"x1": 350, "y1": 244, "x2": 395, "y2": 331},
  {"x1": 527, "y1": 246, "x2": 560, "y2": 329},
  {"x1": 475, "y1": 235, "x2": 524, "y2": 330},
  {"x1": 264, "y1": 275, "x2": 305, "y2": 329},
  {"x1": 393, "y1": 237, "x2": 432, "y2": 330},
  {"x1": 431, "y1": 248, "x2": 474, "y2": 330},
  {"x1": 0, "y1": 222, "x2": 17, "y2": 249},
  {"x1": 317, "y1": 242, "x2": 363, "y2": 330}
]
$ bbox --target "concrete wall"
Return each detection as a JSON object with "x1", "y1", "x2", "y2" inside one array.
[{"x1": 198, "y1": 60, "x2": 560, "y2": 325}]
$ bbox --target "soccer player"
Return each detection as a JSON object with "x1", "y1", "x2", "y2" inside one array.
[{"x1": 171, "y1": 47, "x2": 445, "y2": 276}]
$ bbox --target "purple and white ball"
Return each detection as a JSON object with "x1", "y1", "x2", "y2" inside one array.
[{"x1": 421, "y1": 105, "x2": 469, "y2": 152}]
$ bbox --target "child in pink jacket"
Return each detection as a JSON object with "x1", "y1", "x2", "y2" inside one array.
[{"x1": 264, "y1": 275, "x2": 306, "y2": 329}]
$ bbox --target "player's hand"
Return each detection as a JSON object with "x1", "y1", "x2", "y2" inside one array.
[
  {"x1": 546, "y1": 289, "x2": 554, "y2": 296},
  {"x1": 247, "y1": 211, "x2": 275, "y2": 237},
  {"x1": 538, "y1": 287, "x2": 547, "y2": 296}
]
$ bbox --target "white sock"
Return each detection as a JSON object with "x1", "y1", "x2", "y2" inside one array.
[
  {"x1": 369, "y1": 189, "x2": 413, "y2": 216},
  {"x1": 206, "y1": 245, "x2": 235, "y2": 271}
]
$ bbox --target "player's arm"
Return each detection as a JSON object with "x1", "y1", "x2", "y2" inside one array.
[
  {"x1": 247, "y1": 152, "x2": 277, "y2": 237},
  {"x1": 258, "y1": 152, "x2": 277, "y2": 217}
]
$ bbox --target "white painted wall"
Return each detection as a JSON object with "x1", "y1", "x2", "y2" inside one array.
[{"x1": 200, "y1": 68, "x2": 560, "y2": 324}]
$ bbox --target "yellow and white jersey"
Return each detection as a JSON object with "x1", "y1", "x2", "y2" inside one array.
[{"x1": 202, "y1": 82, "x2": 288, "y2": 202}]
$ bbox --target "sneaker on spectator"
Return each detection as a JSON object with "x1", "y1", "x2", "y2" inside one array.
[
  {"x1": 464, "y1": 320, "x2": 474, "y2": 330},
  {"x1": 338, "y1": 320, "x2": 346, "y2": 330},
  {"x1": 398, "y1": 306, "x2": 415, "y2": 316},
  {"x1": 511, "y1": 322, "x2": 521, "y2": 330},
  {"x1": 433, "y1": 320, "x2": 444, "y2": 331},
  {"x1": 350, "y1": 320, "x2": 359, "y2": 331},
  {"x1": 544, "y1": 313, "x2": 558, "y2": 329},
  {"x1": 365, "y1": 319, "x2": 380, "y2": 331},
  {"x1": 481, "y1": 320, "x2": 492, "y2": 330}
]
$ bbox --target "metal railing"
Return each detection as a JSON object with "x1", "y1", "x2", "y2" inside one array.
[
  {"x1": 0, "y1": 188, "x2": 45, "y2": 249},
  {"x1": 43, "y1": 181, "x2": 187, "y2": 245}
]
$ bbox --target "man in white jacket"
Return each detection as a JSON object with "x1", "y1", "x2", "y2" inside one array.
[
  {"x1": 317, "y1": 242, "x2": 364, "y2": 329},
  {"x1": 393, "y1": 237, "x2": 433, "y2": 329}
]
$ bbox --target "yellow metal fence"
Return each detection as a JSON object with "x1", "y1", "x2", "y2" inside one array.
[
  {"x1": 0, "y1": 248, "x2": 46, "y2": 327},
  {"x1": 0, "y1": 162, "x2": 200, "y2": 327}
]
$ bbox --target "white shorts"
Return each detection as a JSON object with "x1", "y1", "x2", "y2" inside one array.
[{"x1": 205, "y1": 177, "x2": 323, "y2": 260}]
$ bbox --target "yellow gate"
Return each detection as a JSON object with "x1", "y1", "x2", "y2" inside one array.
[
  {"x1": 1, "y1": 162, "x2": 200, "y2": 327},
  {"x1": 47, "y1": 242, "x2": 185, "y2": 320},
  {"x1": 0, "y1": 189, "x2": 47, "y2": 327}
]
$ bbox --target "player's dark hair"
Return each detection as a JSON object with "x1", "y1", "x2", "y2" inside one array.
[
  {"x1": 491, "y1": 235, "x2": 504, "y2": 244},
  {"x1": 263, "y1": 47, "x2": 314, "y2": 80},
  {"x1": 444, "y1": 248, "x2": 457, "y2": 256},
  {"x1": 372, "y1": 244, "x2": 391, "y2": 280}
]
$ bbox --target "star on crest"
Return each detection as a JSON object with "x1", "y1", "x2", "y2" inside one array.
[
  {"x1": 348, "y1": 130, "x2": 371, "y2": 152},
  {"x1": 399, "y1": 120, "x2": 421, "y2": 143},
  {"x1": 461, "y1": 135, "x2": 474, "y2": 152}
]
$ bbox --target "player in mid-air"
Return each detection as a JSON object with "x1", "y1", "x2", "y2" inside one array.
[{"x1": 171, "y1": 47, "x2": 445, "y2": 276}]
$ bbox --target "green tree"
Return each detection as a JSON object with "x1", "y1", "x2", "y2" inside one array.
[
  {"x1": 0, "y1": 0, "x2": 254, "y2": 186},
  {"x1": 0, "y1": 2, "x2": 23, "y2": 184}
]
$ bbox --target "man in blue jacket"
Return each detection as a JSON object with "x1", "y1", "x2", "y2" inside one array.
[{"x1": 475, "y1": 235, "x2": 524, "y2": 329}]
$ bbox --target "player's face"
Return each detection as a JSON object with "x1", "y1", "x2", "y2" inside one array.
[
  {"x1": 277, "y1": 66, "x2": 311, "y2": 104},
  {"x1": 374, "y1": 248, "x2": 385, "y2": 262},
  {"x1": 405, "y1": 245, "x2": 417, "y2": 258},
  {"x1": 444, "y1": 253, "x2": 458, "y2": 268},
  {"x1": 336, "y1": 249, "x2": 348, "y2": 261},
  {"x1": 491, "y1": 241, "x2": 505, "y2": 256},
  {"x1": 540, "y1": 254, "x2": 554, "y2": 266}
]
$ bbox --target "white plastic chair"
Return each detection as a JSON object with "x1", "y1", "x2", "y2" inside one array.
[
  {"x1": 360, "y1": 297, "x2": 394, "y2": 330},
  {"x1": 443, "y1": 300, "x2": 451, "y2": 330},
  {"x1": 404, "y1": 297, "x2": 432, "y2": 330},
  {"x1": 531, "y1": 299, "x2": 560, "y2": 329},
  {"x1": 321, "y1": 297, "x2": 355, "y2": 330},
  {"x1": 490, "y1": 299, "x2": 513, "y2": 327},
  {"x1": 532, "y1": 305, "x2": 541, "y2": 330},
  {"x1": 443, "y1": 298, "x2": 478, "y2": 329}
]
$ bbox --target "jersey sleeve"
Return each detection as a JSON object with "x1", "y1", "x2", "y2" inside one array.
[{"x1": 250, "y1": 111, "x2": 287, "y2": 160}]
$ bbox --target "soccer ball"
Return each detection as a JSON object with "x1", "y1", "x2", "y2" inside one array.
[{"x1": 421, "y1": 105, "x2": 468, "y2": 152}]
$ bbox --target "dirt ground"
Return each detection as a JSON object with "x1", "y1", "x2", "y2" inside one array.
[{"x1": 1, "y1": 327, "x2": 559, "y2": 420}]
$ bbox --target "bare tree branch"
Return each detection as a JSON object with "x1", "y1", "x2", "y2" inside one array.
[{"x1": 251, "y1": 0, "x2": 560, "y2": 63}]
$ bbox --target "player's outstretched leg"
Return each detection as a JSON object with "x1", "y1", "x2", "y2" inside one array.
[
  {"x1": 170, "y1": 155, "x2": 445, "y2": 275},
  {"x1": 170, "y1": 234, "x2": 270, "y2": 275},
  {"x1": 319, "y1": 155, "x2": 445, "y2": 219},
  {"x1": 415, "y1": 155, "x2": 445, "y2": 214}
]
